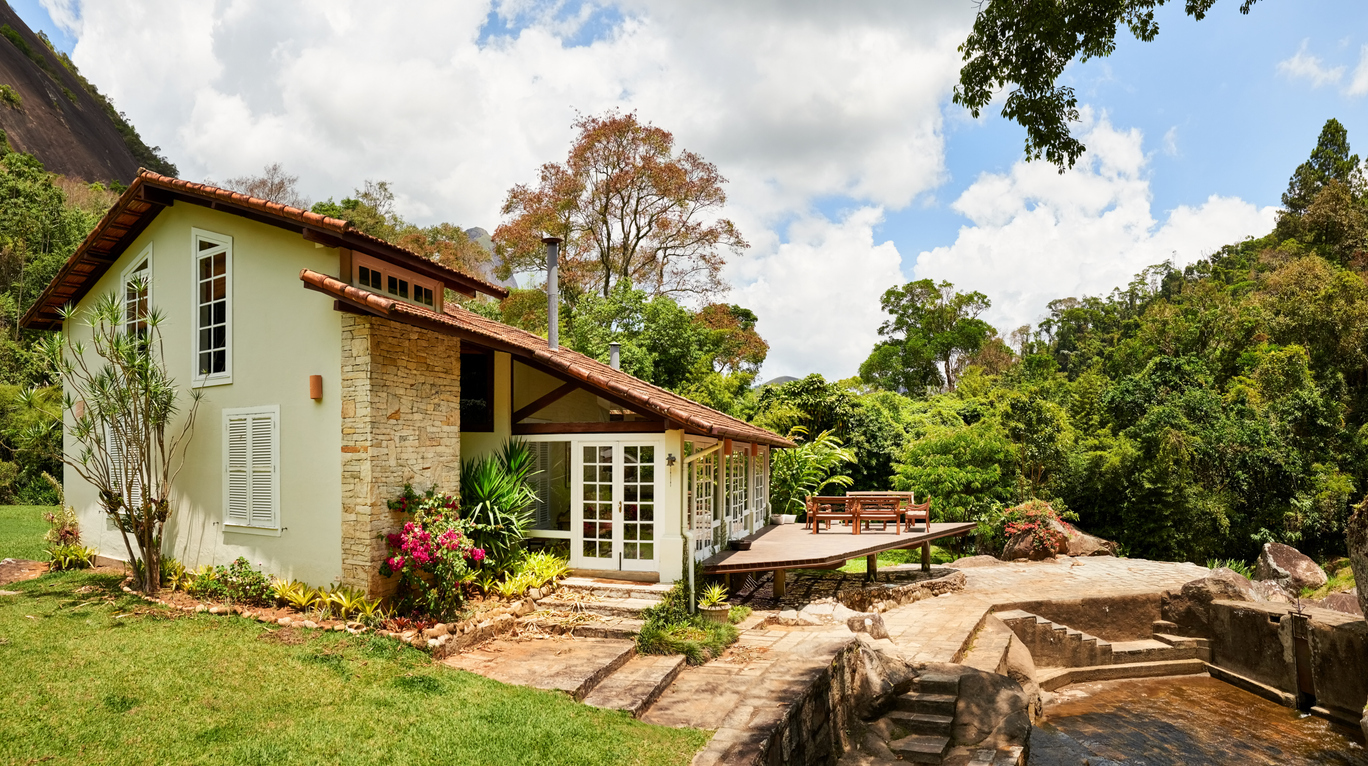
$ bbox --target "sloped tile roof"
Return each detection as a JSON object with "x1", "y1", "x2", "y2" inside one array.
[
  {"x1": 22, "y1": 170, "x2": 507, "y2": 330},
  {"x1": 300, "y1": 268, "x2": 794, "y2": 448}
]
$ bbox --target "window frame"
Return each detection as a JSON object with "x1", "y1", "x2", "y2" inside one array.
[
  {"x1": 222, "y1": 404, "x2": 281, "y2": 536},
  {"x1": 191, "y1": 228, "x2": 234, "y2": 387},
  {"x1": 119, "y1": 243, "x2": 153, "y2": 337},
  {"x1": 351, "y1": 251, "x2": 442, "y2": 311}
]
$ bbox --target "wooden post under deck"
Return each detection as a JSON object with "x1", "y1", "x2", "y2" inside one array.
[
  {"x1": 773, "y1": 568, "x2": 786, "y2": 598},
  {"x1": 866, "y1": 553, "x2": 878, "y2": 580},
  {"x1": 921, "y1": 542, "x2": 931, "y2": 572}
]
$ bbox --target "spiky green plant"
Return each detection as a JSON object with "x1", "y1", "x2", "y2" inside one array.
[{"x1": 460, "y1": 439, "x2": 539, "y2": 571}]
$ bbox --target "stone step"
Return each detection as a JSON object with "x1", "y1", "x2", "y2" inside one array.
[
  {"x1": 1152, "y1": 619, "x2": 1181, "y2": 634},
  {"x1": 1110, "y1": 639, "x2": 1201, "y2": 663},
  {"x1": 889, "y1": 734, "x2": 952, "y2": 764},
  {"x1": 944, "y1": 746, "x2": 1026, "y2": 766},
  {"x1": 1036, "y1": 658, "x2": 1210, "y2": 692},
  {"x1": 1153, "y1": 632, "x2": 1210, "y2": 650},
  {"x1": 556, "y1": 577, "x2": 672, "y2": 602},
  {"x1": 442, "y1": 637, "x2": 637, "y2": 701},
  {"x1": 582, "y1": 654, "x2": 688, "y2": 718},
  {"x1": 885, "y1": 710, "x2": 954, "y2": 737},
  {"x1": 893, "y1": 692, "x2": 958, "y2": 717},
  {"x1": 913, "y1": 673, "x2": 961, "y2": 696},
  {"x1": 536, "y1": 596, "x2": 661, "y2": 619},
  {"x1": 520, "y1": 616, "x2": 644, "y2": 640}
]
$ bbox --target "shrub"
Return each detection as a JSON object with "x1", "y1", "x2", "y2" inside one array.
[
  {"x1": 0, "y1": 84, "x2": 20, "y2": 110},
  {"x1": 48, "y1": 543, "x2": 95, "y2": 570},
  {"x1": 42, "y1": 505, "x2": 80, "y2": 547},
  {"x1": 769, "y1": 427, "x2": 855, "y2": 519},
  {"x1": 381, "y1": 489, "x2": 484, "y2": 620},
  {"x1": 460, "y1": 439, "x2": 538, "y2": 571},
  {"x1": 218, "y1": 557, "x2": 272, "y2": 605},
  {"x1": 637, "y1": 581, "x2": 738, "y2": 665},
  {"x1": 985, "y1": 499, "x2": 1077, "y2": 556},
  {"x1": 184, "y1": 565, "x2": 226, "y2": 601},
  {"x1": 1207, "y1": 558, "x2": 1254, "y2": 579}
]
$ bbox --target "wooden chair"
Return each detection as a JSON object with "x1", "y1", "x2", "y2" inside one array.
[
  {"x1": 807, "y1": 496, "x2": 855, "y2": 534},
  {"x1": 852, "y1": 494, "x2": 903, "y2": 534},
  {"x1": 901, "y1": 501, "x2": 931, "y2": 533}
]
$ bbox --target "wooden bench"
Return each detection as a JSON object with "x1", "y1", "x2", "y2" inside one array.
[
  {"x1": 806, "y1": 496, "x2": 855, "y2": 533},
  {"x1": 851, "y1": 494, "x2": 904, "y2": 534}
]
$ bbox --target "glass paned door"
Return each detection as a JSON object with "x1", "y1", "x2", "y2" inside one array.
[
  {"x1": 620, "y1": 445, "x2": 656, "y2": 572},
  {"x1": 574, "y1": 441, "x2": 660, "y2": 572},
  {"x1": 579, "y1": 444, "x2": 616, "y2": 566}
]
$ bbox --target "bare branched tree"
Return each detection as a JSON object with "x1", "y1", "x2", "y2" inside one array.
[
  {"x1": 221, "y1": 162, "x2": 311, "y2": 209},
  {"x1": 28, "y1": 286, "x2": 201, "y2": 593}
]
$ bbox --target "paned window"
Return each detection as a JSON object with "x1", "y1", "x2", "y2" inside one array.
[
  {"x1": 121, "y1": 247, "x2": 151, "y2": 338},
  {"x1": 224, "y1": 406, "x2": 278, "y2": 530},
  {"x1": 351, "y1": 254, "x2": 441, "y2": 311},
  {"x1": 193, "y1": 230, "x2": 232, "y2": 384}
]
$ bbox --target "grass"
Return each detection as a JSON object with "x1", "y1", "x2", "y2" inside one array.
[
  {"x1": 0, "y1": 570, "x2": 709, "y2": 765},
  {"x1": 0, "y1": 505, "x2": 53, "y2": 561},
  {"x1": 837, "y1": 545, "x2": 958, "y2": 574},
  {"x1": 1206, "y1": 558, "x2": 1254, "y2": 579},
  {"x1": 1302, "y1": 558, "x2": 1357, "y2": 600}
]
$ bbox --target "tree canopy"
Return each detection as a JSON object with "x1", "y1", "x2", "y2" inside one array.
[
  {"x1": 955, "y1": 0, "x2": 1259, "y2": 170},
  {"x1": 859, "y1": 279, "x2": 995, "y2": 394}
]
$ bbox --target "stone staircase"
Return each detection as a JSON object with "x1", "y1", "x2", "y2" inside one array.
[
  {"x1": 875, "y1": 673, "x2": 1025, "y2": 765},
  {"x1": 995, "y1": 610, "x2": 1211, "y2": 691},
  {"x1": 448, "y1": 577, "x2": 688, "y2": 719}
]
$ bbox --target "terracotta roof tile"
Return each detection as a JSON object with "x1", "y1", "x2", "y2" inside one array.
[
  {"x1": 300, "y1": 268, "x2": 793, "y2": 448},
  {"x1": 21, "y1": 170, "x2": 507, "y2": 330}
]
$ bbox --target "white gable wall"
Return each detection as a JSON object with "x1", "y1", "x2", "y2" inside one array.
[{"x1": 63, "y1": 203, "x2": 345, "y2": 586}]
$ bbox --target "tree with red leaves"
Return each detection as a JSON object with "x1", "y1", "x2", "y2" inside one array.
[{"x1": 494, "y1": 111, "x2": 747, "y2": 301}]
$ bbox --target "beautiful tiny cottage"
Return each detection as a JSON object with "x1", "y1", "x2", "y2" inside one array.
[{"x1": 23, "y1": 171, "x2": 792, "y2": 595}]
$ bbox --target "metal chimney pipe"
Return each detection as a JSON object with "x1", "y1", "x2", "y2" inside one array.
[
  {"x1": 542, "y1": 236, "x2": 562, "y2": 350},
  {"x1": 609, "y1": 342, "x2": 620, "y2": 370}
]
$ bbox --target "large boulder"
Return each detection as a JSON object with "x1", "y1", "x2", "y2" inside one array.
[
  {"x1": 1162, "y1": 568, "x2": 1257, "y2": 632},
  {"x1": 1315, "y1": 593, "x2": 1364, "y2": 617},
  {"x1": 1349, "y1": 498, "x2": 1368, "y2": 620},
  {"x1": 1001, "y1": 515, "x2": 1117, "y2": 561},
  {"x1": 1254, "y1": 542, "x2": 1328, "y2": 593}
]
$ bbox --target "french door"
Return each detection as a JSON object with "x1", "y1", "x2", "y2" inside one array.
[{"x1": 574, "y1": 441, "x2": 659, "y2": 572}]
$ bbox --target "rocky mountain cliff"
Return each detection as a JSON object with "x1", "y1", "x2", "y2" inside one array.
[{"x1": 0, "y1": 3, "x2": 175, "y2": 183}]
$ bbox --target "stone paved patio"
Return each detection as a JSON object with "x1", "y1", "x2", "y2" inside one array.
[{"x1": 661, "y1": 555, "x2": 1210, "y2": 764}]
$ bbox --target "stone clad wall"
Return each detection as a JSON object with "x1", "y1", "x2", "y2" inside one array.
[{"x1": 339, "y1": 314, "x2": 461, "y2": 596}]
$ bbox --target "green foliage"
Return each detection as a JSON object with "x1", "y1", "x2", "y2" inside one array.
[
  {"x1": 1206, "y1": 558, "x2": 1254, "y2": 579},
  {"x1": 768, "y1": 428, "x2": 855, "y2": 517},
  {"x1": 953, "y1": 0, "x2": 1260, "y2": 170},
  {"x1": 636, "y1": 580, "x2": 738, "y2": 665},
  {"x1": 460, "y1": 439, "x2": 539, "y2": 572},
  {"x1": 46, "y1": 542, "x2": 95, "y2": 570},
  {"x1": 0, "y1": 84, "x2": 19, "y2": 110},
  {"x1": 1, "y1": 25, "x2": 51, "y2": 74},
  {"x1": 861, "y1": 279, "x2": 995, "y2": 393},
  {"x1": 697, "y1": 582, "x2": 727, "y2": 609}
]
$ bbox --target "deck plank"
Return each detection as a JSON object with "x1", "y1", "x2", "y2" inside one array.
[{"x1": 701, "y1": 521, "x2": 976, "y2": 573}]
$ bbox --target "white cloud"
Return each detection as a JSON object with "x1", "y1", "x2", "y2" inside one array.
[
  {"x1": 913, "y1": 114, "x2": 1278, "y2": 335},
  {"x1": 728, "y1": 208, "x2": 904, "y2": 381},
  {"x1": 1162, "y1": 125, "x2": 1179, "y2": 157},
  {"x1": 1276, "y1": 39, "x2": 1345, "y2": 88},
  {"x1": 1349, "y1": 44, "x2": 1368, "y2": 96}
]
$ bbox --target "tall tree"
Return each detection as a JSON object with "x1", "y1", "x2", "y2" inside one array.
[
  {"x1": 221, "y1": 163, "x2": 311, "y2": 209},
  {"x1": 1282, "y1": 118, "x2": 1365, "y2": 215},
  {"x1": 955, "y1": 0, "x2": 1258, "y2": 170},
  {"x1": 494, "y1": 111, "x2": 747, "y2": 300},
  {"x1": 860, "y1": 279, "x2": 995, "y2": 393}
]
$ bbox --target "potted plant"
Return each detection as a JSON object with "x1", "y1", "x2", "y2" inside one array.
[
  {"x1": 698, "y1": 582, "x2": 731, "y2": 624},
  {"x1": 728, "y1": 538, "x2": 753, "y2": 551}
]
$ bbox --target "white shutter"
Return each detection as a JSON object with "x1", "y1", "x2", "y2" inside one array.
[
  {"x1": 224, "y1": 407, "x2": 277, "y2": 529},
  {"x1": 225, "y1": 415, "x2": 251, "y2": 525},
  {"x1": 249, "y1": 414, "x2": 276, "y2": 528},
  {"x1": 105, "y1": 428, "x2": 144, "y2": 510},
  {"x1": 532, "y1": 441, "x2": 552, "y2": 528}
]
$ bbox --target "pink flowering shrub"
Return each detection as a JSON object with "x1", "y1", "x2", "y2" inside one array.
[
  {"x1": 1002, "y1": 499, "x2": 1073, "y2": 554},
  {"x1": 380, "y1": 485, "x2": 485, "y2": 618}
]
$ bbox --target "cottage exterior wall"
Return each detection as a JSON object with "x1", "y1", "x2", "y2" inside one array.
[{"x1": 340, "y1": 314, "x2": 461, "y2": 595}]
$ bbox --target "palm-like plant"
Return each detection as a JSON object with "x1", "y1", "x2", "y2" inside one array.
[
  {"x1": 27, "y1": 290, "x2": 202, "y2": 594},
  {"x1": 460, "y1": 439, "x2": 539, "y2": 571},
  {"x1": 769, "y1": 427, "x2": 856, "y2": 518}
]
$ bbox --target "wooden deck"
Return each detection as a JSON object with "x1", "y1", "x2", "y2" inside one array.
[{"x1": 701, "y1": 521, "x2": 977, "y2": 575}]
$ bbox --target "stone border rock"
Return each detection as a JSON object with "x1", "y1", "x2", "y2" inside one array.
[
  {"x1": 837, "y1": 568, "x2": 966, "y2": 613},
  {"x1": 117, "y1": 578, "x2": 538, "y2": 656}
]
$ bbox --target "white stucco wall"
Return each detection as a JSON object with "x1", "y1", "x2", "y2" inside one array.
[{"x1": 63, "y1": 203, "x2": 344, "y2": 586}]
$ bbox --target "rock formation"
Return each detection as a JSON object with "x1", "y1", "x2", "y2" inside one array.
[
  {"x1": 1254, "y1": 542, "x2": 1328, "y2": 593},
  {"x1": 1348, "y1": 496, "x2": 1368, "y2": 620}
]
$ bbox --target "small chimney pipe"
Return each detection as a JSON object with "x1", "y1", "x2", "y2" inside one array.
[
  {"x1": 609, "y1": 342, "x2": 621, "y2": 370},
  {"x1": 542, "y1": 236, "x2": 563, "y2": 350}
]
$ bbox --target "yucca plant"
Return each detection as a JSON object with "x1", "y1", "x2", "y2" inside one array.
[
  {"x1": 697, "y1": 582, "x2": 728, "y2": 609},
  {"x1": 460, "y1": 439, "x2": 539, "y2": 571}
]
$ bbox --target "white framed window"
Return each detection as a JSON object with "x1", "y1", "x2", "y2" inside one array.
[
  {"x1": 192, "y1": 228, "x2": 232, "y2": 386},
  {"x1": 352, "y1": 252, "x2": 441, "y2": 310},
  {"x1": 223, "y1": 405, "x2": 279, "y2": 534},
  {"x1": 120, "y1": 244, "x2": 153, "y2": 338}
]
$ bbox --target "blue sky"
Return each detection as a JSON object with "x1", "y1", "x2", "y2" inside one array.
[{"x1": 10, "y1": 1, "x2": 1368, "y2": 378}]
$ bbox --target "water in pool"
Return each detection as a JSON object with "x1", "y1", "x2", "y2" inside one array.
[{"x1": 1029, "y1": 675, "x2": 1367, "y2": 765}]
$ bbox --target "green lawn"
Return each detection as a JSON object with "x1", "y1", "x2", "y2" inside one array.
[
  {"x1": 0, "y1": 504, "x2": 53, "y2": 560},
  {"x1": 0, "y1": 571, "x2": 709, "y2": 765},
  {"x1": 836, "y1": 544, "x2": 959, "y2": 574}
]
